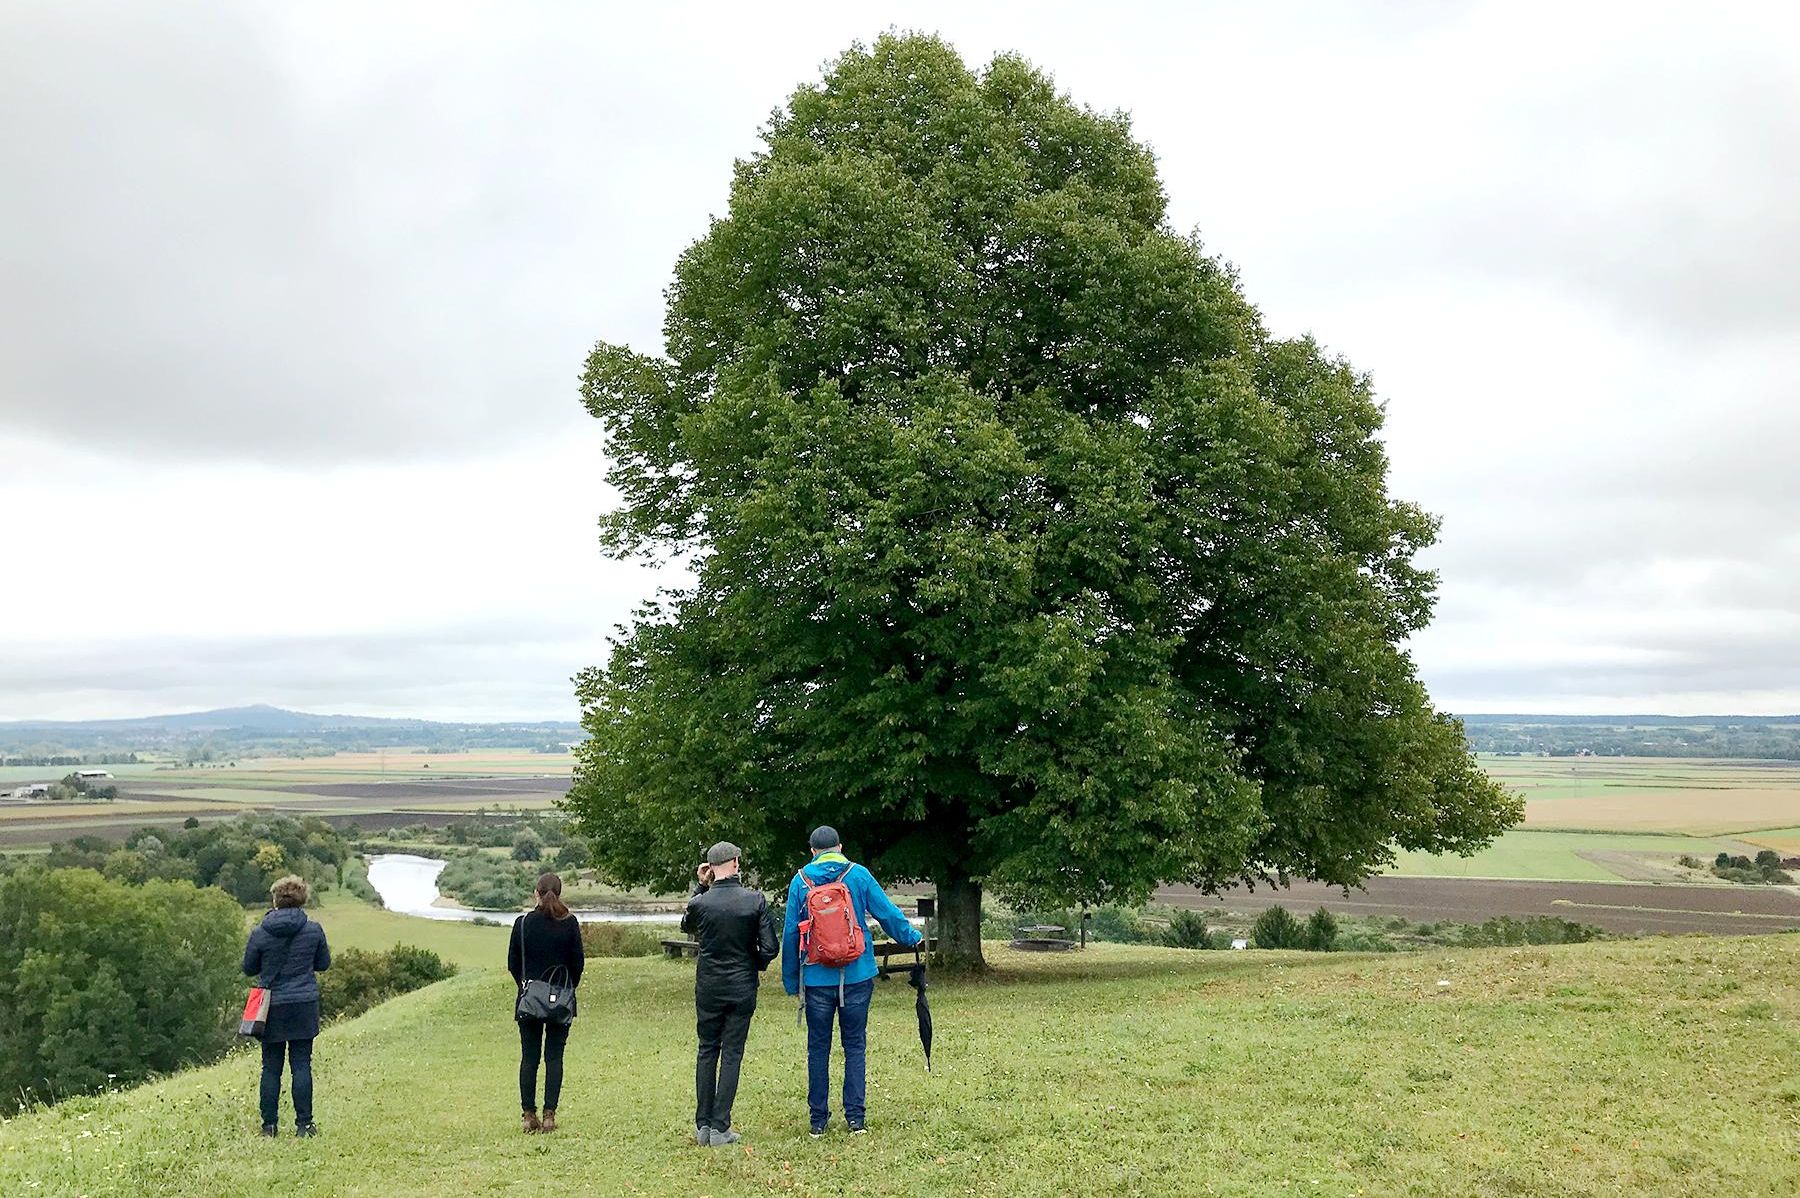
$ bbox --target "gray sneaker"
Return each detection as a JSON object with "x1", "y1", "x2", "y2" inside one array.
[
  {"x1": 695, "y1": 1125, "x2": 709, "y2": 1146},
  {"x1": 708, "y1": 1128, "x2": 742, "y2": 1147}
]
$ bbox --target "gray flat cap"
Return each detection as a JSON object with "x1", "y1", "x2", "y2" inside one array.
[{"x1": 705, "y1": 841, "x2": 742, "y2": 866}]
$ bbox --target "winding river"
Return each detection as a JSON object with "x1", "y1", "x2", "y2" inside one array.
[{"x1": 364, "y1": 854, "x2": 680, "y2": 924}]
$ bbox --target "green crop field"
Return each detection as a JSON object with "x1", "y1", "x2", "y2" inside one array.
[
  {"x1": 4, "y1": 937, "x2": 1798, "y2": 1197},
  {"x1": 1385, "y1": 829, "x2": 1741, "y2": 882}
]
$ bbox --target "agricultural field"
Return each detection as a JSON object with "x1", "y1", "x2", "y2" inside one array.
[
  {"x1": 5, "y1": 936, "x2": 1799, "y2": 1197},
  {"x1": 1385, "y1": 756, "x2": 1800, "y2": 882},
  {"x1": 0, "y1": 749, "x2": 572, "y2": 846}
]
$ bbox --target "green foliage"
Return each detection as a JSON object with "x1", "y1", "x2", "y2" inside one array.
[
  {"x1": 49, "y1": 814, "x2": 352, "y2": 908},
  {"x1": 578, "y1": 922, "x2": 666, "y2": 958},
  {"x1": 1252, "y1": 904, "x2": 1304, "y2": 949},
  {"x1": 0, "y1": 868, "x2": 243, "y2": 1112},
  {"x1": 552, "y1": 838, "x2": 590, "y2": 872},
  {"x1": 1711, "y1": 852, "x2": 1793, "y2": 885},
  {"x1": 1162, "y1": 909, "x2": 1215, "y2": 950},
  {"x1": 511, "y1": 828, "x2": 543, "y2": 862},
  {"x1": 317, "y1": 945, "x2": 457, "y2": 1021},
  {"x1": 436, "y1": 850, "x2": 533, "y2": 910},
  {"x1": 1455, "y1": 916, "x2": 1603, "y2": 947},
  {"x1": 567, "y1": 34, "x2": 1519, "y2": 966},
  {"x1": 1304, "y1": 906, "x2": 1340, "y2": 952}
]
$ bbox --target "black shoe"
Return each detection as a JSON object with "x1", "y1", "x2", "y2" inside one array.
[
  {"x1": 809, "y1": 1124, "x2": 827, "y2": 1139},
  {"x1": 295, "y1": 1122, "x2": 319, "y2": 1138},
  {"x1": 260, "y1": 1124, "x2": 278, "y2": 1138},
  {"x1": 847, "y1": 1122, "x2": 867, "y2": 1136}
]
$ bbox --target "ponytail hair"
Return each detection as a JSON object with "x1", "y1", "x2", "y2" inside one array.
[{"x1": 534, "y1": 872, "x2": 570, "y2": 920}]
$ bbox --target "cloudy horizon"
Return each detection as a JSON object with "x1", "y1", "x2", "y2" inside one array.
[{"x1": 4, "y1": 1, "x2": 1798, "y2": 723}]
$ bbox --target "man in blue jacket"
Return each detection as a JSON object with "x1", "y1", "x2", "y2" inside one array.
[{"x1": 782, "y1": 825, "x2": 924, "y2": 1136}]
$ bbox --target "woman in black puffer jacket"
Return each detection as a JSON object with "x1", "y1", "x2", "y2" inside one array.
[{"x1": 243, "y1": 874, "x2": 332, "y2": 1137}]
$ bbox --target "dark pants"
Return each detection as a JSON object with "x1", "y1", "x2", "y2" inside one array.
[
  {"x1": 695, "y1": 993, "x2": 757, "y2": 1131},
  {"x1": 519, "y1": 1017, "x2": 570, "y2": 1112},
  {"x1": 804, "y1": 978, "x2": 873, "y2": 1130},
  {"x1": 259, "y1": 1037, "x2": 314, "y2": 1128}
]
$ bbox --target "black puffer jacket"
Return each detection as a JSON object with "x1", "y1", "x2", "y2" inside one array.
[
  {"x1": 681, "y1": 877, "x2": 778, "y2": 1003},
  {"x1": 243, "y1": 907, "x2": 331, "y2": 1004}
]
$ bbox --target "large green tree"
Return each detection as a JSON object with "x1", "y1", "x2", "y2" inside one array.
[{"x1": 568, "y1": 35, "x2": 1519, "y2": 967}]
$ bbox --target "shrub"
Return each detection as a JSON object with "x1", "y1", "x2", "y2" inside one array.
[
  {"x1": 553, "y1": 839, "x2": 590, "y2": 872},
  {"x1": 580, "y1": 922, "x2": 665, "y2": 958},
  {"x1": 1677, "y1": 854, "x2": 1702, "y2": 869},
  {"x1": 319, "y1": 945, "x2": 457, "y2": 1021},
  {"x1": 1162, "y1": 909, "x2": 1214, "y2": 950},
  {"x1": 1338, "y1": 929, "x2": 1398, "y2": 952},
  {"x1": 0, "y1": 868, "x2": 244, "y2": 1113},
  {"x1": 1457, "y1": 916, "x2": 1602, "y2": 947},
  {"x1": 511, "y1": 829, "x2": 543, "y2": 862},
  {"x1": 437, "y1": 851, "x2": 532, "y2": 910},
  {"x1": 1304, "y1": 907, "x2": 1339, "y2": 952},
  {"x1": 1087, "y1": 905, "x2": 1148, "y2": 944},
  {"x1": 1252, "y1": 905, "x2": 1303, "y2": 949}
]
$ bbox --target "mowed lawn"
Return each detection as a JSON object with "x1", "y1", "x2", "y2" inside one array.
[
  {"x1": 5, "y1": 938, "x2": 1799, "y2": 1197},
  {"x1": 1386, "y1": 828, "x2": 1736, "y2": 881}
]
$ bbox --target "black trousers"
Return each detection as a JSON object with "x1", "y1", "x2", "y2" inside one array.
[
  {"x1": 519, "y1": 1016, "x2": 570, "y2": 1112},
  {"x1": 259, "y1": 1037, "x2": 313, "y2": 1128},
  {"x1": 695, "y1": 993, "x2": 757, "y2": 1131}
]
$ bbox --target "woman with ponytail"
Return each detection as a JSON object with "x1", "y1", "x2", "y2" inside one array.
[{"x1": 507, "y1": 872, "x2": 584, "y2": 1132}]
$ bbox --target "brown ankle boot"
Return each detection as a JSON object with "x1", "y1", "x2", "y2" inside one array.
[
  {"x1": 540, "y1": 1110, "x2": 558, "y2": 1134},
  {"x1": 522, "y1": 1110, "x2": 541, "y2": 1134}
]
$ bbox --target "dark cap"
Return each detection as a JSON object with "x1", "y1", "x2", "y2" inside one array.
[
  {"x1": 808, "y1": 825, "x2": 840, "y2": 851},
  {"x1": 705, "y1": 841, "x2": 741, "y2": 866}
]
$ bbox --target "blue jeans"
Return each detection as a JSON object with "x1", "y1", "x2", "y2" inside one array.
[
  {"x1": 804, "y1": 978, "x2": 873, "y2": 1129},
  {"x1": 259, "y1": 1037, "x2": 313, "y2": 1128}
]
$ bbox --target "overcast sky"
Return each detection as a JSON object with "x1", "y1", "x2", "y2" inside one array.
[{"x1": 3, "y1": 1, "x2": 1797, "y2": 722}]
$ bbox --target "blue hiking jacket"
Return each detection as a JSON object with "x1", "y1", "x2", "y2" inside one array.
[
  {"x1": 781, "y1": 854, "x2": 923, "y2": 995},
  {"x1": 242, "y1": 906, "x2": 331, "y2": 1005}
]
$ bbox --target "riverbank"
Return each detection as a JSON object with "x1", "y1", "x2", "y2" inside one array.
[{"x1": 364, "y1": 853, "x2": 684, "y2": 924}]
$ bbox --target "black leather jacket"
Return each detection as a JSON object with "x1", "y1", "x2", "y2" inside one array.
[{"x1": 681, "y1": 877, "x2": 779, "y2": 1003}]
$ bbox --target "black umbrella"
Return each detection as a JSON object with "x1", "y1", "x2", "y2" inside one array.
[{"x1": 906, "y1": 962, "x2": 933, "y2": 1072}]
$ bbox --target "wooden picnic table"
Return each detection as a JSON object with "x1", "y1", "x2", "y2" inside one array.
[{"x1": 658, "y1": 935, "x2": 935, "y2": 976}]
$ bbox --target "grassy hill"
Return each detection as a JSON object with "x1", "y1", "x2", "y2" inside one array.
[{"x1": 4, "y1": 938, "x2": 1798, "y2": 1197}]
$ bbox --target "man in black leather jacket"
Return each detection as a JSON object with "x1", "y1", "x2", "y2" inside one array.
[{"x1": 683, "y1": 841, "x2": 779, "y2": 1147}]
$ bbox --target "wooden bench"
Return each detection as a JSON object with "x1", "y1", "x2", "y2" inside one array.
[{"x1": 657, "y1": 935, "x2": 935, "y2": 974}]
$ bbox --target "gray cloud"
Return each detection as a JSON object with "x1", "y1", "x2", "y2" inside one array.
[{"x1": 2, "y1": 1, "x2": 1798, "y2": 716}]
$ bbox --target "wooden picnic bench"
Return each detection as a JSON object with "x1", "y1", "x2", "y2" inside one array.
[{"x1": 658, "y1": 935, "x2": 935, "y2": 976}]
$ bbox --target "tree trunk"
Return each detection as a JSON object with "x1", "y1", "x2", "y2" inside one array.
[{"x1": 933, "y1": 867, "x2": 986, "y2": 972}]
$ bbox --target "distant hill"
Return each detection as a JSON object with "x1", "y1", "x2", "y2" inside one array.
[{"x1": 0, "y1": 705, "x2": 582, "y2": 760}]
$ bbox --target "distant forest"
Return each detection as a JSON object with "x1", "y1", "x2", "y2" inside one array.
[{"x1": 1460, "y1": 715, "x2": 1800, "y2": 760}]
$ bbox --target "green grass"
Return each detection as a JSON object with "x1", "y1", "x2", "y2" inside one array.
[
  {"x1": 5, "y1": 937, "x2": 1799, "y2": 1196},
  {"x1": 1387, "y1": 828, "x2": 1735, "y2": 881},
  {"x1": 307, "y1": 889, "x2": 510, "y2": 972}
]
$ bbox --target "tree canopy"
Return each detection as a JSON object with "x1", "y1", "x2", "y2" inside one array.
[{"x1": 567, "y1": 34, "x2": 1520, "y2": 965}]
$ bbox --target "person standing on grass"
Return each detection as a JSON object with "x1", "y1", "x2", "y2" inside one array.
[
  {"x1": 782, "y1": 826, "x2": 924, "y2": 1137},
  {"x1": 243, "y1": 874, "x2": 331, "y2": 1138},
  {"x1": 683, "y1": 841, "x2": 780, "y2": 1147},
  {"x1": 508, "y1": 872, "x2": 585, "y2": 1134}
]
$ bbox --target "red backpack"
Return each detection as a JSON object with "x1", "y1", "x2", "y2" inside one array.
[{"x1": 798, "y1": 865, "x2": 866, "y2": 968}]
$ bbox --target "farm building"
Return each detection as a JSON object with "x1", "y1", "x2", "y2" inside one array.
[
  {"x1": 75, "y1": 768, "x2": 113, "y2": 781},
  {"x1": 9, "y1": 783, "x2": 51, "y2": 799}
]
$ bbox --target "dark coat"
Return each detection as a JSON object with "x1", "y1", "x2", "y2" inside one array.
[
  {"x1": 682, "y1": 877, "x2": 778, "y2": 1005},
  {"x1": 243, "y1": 906, "x2": 331, "y2": 1005},
  {"x1": 243, "y1": 907, "x2": 331, "y2": 1042},
  {"x1": 508, "y1": 908, "x2": 586, "y2": 988}
]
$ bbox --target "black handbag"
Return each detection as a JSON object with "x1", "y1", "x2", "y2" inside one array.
[{"x1": 516, "y1": 964, "x2": 577, "y2": 1026}]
